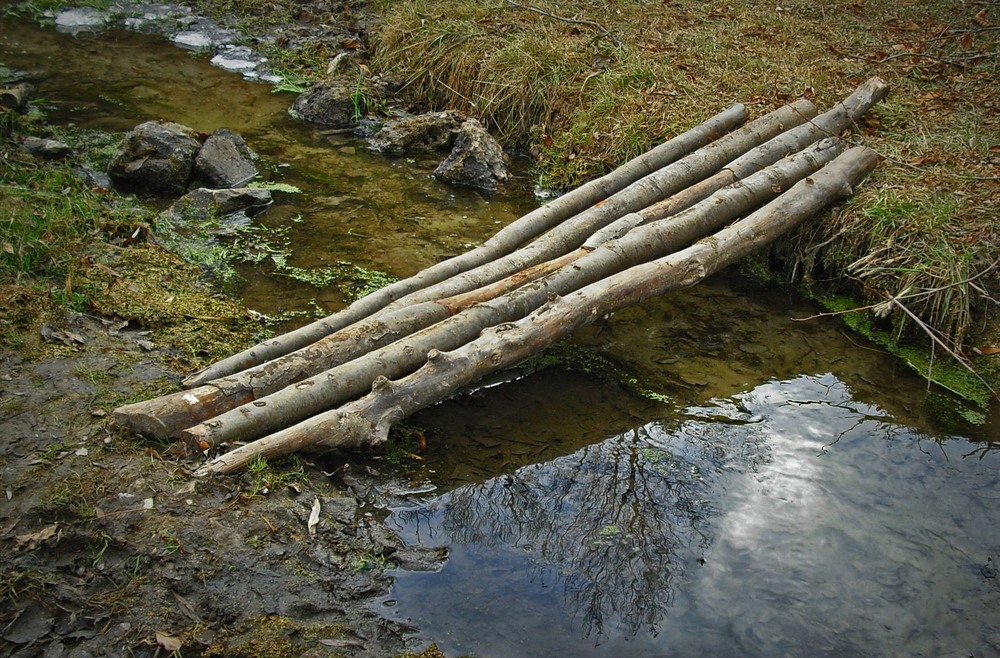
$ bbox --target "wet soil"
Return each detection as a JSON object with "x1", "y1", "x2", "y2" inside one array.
[
  {"x1": 0, "y1": 307, "x2": 450, "y2": 657},
  {"x1": 0, "y1": 3, "x2": 454, "y2": 653}
]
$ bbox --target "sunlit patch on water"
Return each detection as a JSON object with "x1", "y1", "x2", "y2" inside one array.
[{"x1": 384, "y1": 374, "x2": 1000, "y2": 657}]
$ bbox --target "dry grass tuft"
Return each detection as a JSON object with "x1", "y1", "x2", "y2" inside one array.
[{"x1": 373, "y1": 0, "x2": 999, "y2": 351}]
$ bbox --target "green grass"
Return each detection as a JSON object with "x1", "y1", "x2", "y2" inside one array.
[{"x1": 369, "y1": 0, "x2": 999, "y2": 363}]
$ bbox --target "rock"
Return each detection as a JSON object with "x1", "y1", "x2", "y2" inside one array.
[
  {"x1": 108, "y1": 121, "x2": 202, "y2": 194},
  {"x1": 369, "y1": 110, "x2": 464, "y2": 154},
  {"x1": 161, "y1": 187, "x2": 272, "y2": 227},
  {"x1": 173, "y1": 31, "x2": 213, "y2": 50},
  {"x1": 22, "y1": 136, "x2": 72, "y2": 160},
  {"x1": 194, "y1": 128, "x2": 258, "y2": 188},
  {"x1": 292, "y1": 79, "x2": 367, "y2": 128},
  {"x1": 54, "y1": 7, "x2": 108, "y2": 32},
  {"x1": 433, "y1": 118, "x2": 510, "y2": 192},
  {"x1": 210, "y1": 46, "x2": 258, "y2": 74}
]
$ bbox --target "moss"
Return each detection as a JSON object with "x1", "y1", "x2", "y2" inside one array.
[
  {"x1": 204, "y1": 615, "x2": 354, "y2": 658},
  {"x1": 820, "y1": 294, "x2": 991, "y2": 415}
]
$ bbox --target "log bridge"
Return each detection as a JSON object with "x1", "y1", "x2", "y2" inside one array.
[{"x1": 114, "y1": 78, "x2": 890, "y2": 476}]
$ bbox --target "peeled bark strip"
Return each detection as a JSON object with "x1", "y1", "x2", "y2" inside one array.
[
  {"x1": 184, "y1": 104, "x2": 749, "y2": 386},
  {"x1": 196, "y1": 146, "x2": 878, "y2": 476},
  {"x1": 181, "y1": 139, "x2": 843, "y2": 451}
]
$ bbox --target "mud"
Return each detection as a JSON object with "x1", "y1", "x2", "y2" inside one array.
[{"x1": 0, "y1": 310, "x2": 443, "y2": 656}]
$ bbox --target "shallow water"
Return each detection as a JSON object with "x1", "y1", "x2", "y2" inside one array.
[{"x1": 3, "y1": 13, "x2": 997, "y2": 657}]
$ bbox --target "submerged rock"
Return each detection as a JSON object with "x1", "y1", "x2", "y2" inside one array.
[
  {"x1": 369, "y1": 110, "x2": 464, "y2": 154},
  {"x1": 292, "y1": 79, "x2": 367, "y2": 128},
  {"x1": 108, "y1": 121, "x2": 202, "y2": 194},
  {"x1": 194, "y1": 128, "x2": 258, "y2": 188},
  {"x1": 161, "y1": 187, "x2": 272, "y2": 227},
  {"x1": 53, "y1": 7, "x2": 108, "y2": 32},
  {"x1": 22, "y1": 136, "x2": 72, "y2": 160},
  {"x1": 433, "y1": 118, "x2": 510, "y2": 193}
]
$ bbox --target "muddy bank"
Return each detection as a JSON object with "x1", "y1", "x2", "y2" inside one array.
[{"x1": 0, "y1": 305, "x2": 454, "y2": 656}]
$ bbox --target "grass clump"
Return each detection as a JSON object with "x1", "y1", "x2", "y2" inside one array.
[{"x1": 372, "y1": 0, "x2": 998, "y2": 392}]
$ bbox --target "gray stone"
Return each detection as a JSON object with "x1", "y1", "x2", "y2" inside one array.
[
  {"x1": 369, "y1": 110, "x2": 464, "y2": 154},
  {"x1": 162, "y1": 187, "x2": 272, "y2": 227},
  {"x1": 194, "y1": 128, "x2": 258, "y2": 188},
  {"x1": 172, "y1": 31, "x2": 212, "y2": 49},
  {"x1": 433, "y1": 118, "x2": 510, "y2": 192},
  {"x1": 108, "y1": 121, "x2": 202, "y2": 194},
  {"x1": 22, "y1": 136, "x2": 72, "y2": 160},
  {"x1": 54, "y1": 7, "x2": 108, "y2": 32},
  {"x1": 292, "y1": 79, "x2": 367, "y2": 128}
]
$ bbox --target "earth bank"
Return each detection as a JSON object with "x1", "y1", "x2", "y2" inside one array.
[{"x1": 2, "y1": 1, "x2": 999, "y2": 656}]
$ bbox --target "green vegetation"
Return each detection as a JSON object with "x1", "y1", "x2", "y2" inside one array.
[
  {"x1": 244, "y1": 454, "x2": 306, "y2": 497},
  {"x1": 370, "y1": 0, "x2": 998, "y2": 396}
]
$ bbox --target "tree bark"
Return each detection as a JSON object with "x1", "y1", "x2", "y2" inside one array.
[
  {"x1": 195, "y1": 145, "x2": 878, "y2": 476},
  {"x1": 179, "y1": 138, "x2": 843, "y2": 451},
  {"x1": 183, "y1": 103, "x2": 749, "y2": 386},
  {"x1": 114, "y1": 101, "x2": 809, "y2": 440}
]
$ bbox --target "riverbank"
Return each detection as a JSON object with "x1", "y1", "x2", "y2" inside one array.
[
  {"x1": 0, "y1": 68, "x2": 438, "y2": 658},
  {"x1": 108, "y1": 0, "x2": 1000, "y2": 404}
]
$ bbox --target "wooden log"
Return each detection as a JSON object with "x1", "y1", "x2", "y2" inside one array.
[
  {"x1": 179, "y1": 138, "x2": 843, "y2": 451},
  {"x1": 195, "y1": 145, "x2": 880, "y2": 476},
  {"x1": 114, "y1": 102, "x2": 802, "y2": 439},
  {"x1": 0, "y1": 83, "x2": 31, "y2": 111},
  {"x1": 183, "y1": 103, "x2": 750, "y2": 386}
]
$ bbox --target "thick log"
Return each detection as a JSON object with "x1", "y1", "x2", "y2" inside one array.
[
  {"x1": 115, "y1": 102, "x2": 805, "y2": 439},
  {"x1": 0, "y1": 83, "x2": 31, "y2": 111},
  {"x1": 195, "y1": 146, "x2": 879, "y2": 476},
  {"x1": 180, "y1": 139, "x2": 843, "y2": 451},
  {"x1": 115, "y1": 79, "x2": 887, "y2": 443},
  {"x1": 184, "y1": 104, "x2": 749, "y2": 386}
]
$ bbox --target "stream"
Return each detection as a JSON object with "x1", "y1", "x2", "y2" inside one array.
[{"x1": 2, "y1": 11, "x2": 998, "y2": 657}]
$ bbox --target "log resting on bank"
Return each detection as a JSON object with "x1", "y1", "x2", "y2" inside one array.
[
  {"x1": 184, "y1": 103, "x2": 750, "y2": 386},
  {"x1": 114, "y1": 101, "x2": 816, "y2": 439},
  {"x1": 113, "y1": 78, "x2": 889, "y2": 442},
  {"x1": 181, "y1": 137, "x2": 844, "y2": 451},
  {"x1": 195, "y1": 145, "x2": 880, "y2": 476}
]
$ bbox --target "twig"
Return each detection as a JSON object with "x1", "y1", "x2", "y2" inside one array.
[
  {"x1": 873, "y1": 147, "x2": 1000, "y2": 181},
  {"x1": 889, "y1": 295, "x2": 998, "y2": 400},
  {"x1": 506, "y1": 0, "x2": 624, "y2": 49},
  {"x1": 793, "y1": 259, "x2": 1000, "y2": 323}
]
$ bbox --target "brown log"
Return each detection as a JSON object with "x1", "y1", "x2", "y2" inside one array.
[
  {"x1": 195, "y1": 145, "x2": 879, "y2": 476},
  {"x1": 115, "y1": 102, "x2": 801, "y2": 439},
  {"x1": 0, "y1": 83, "x2": 31, "y2": 111},
  {"x1": 180, "y1": 138, "x2": 843, "y2": 452},
  {"x1": 183, "y1": 103, "x2": 750, "y2": 386}
]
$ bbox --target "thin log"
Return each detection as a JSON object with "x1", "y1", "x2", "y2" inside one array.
[
  {"x1": 375, "y1": 100, "x2": 816, "y2": 313},
  {"x1": 117, "y1": 80, "x2": 888, "y2": 441},
  {"x1": 195, "y1": 145, "x2": 879, "y2": 476},
  {"x1": 115, "y1": 102, "x2": 806, "y2": 439},
  {"x1": 183, "y1": 103, "x2": 749, "y2": 386},
  {"x1": 180, "y1": 139, "x2": 843, "y2": 451}
]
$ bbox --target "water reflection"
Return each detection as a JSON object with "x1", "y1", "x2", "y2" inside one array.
[{"x1": 386, "y1": 374, "x2": 1000, "y2": 657}]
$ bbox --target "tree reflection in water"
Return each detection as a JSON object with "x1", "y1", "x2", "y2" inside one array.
[{"x1": 388, "y1": 398, "x2": 774, "y2": 641}]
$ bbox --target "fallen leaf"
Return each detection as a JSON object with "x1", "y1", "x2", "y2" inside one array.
[
  {"x1": 973, "y1": 8, "x2": 990, "y2": 27},
  {"x1": 15, "y1": 524, "x2": 59, "y2": 551},
  {"x1": 308, "y1": 496, "x2": 321, "y2": 537},
  {"x1": 155, "y1": 631, "x2": 183, "y2": 652},
  {"x1": 979, "y1": 346, "x2": 1000, "y2": 355}
]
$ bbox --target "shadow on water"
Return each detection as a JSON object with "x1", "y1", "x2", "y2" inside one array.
[{"x1": 3, "y1": 14, "x2": 998, "y2": 657}]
